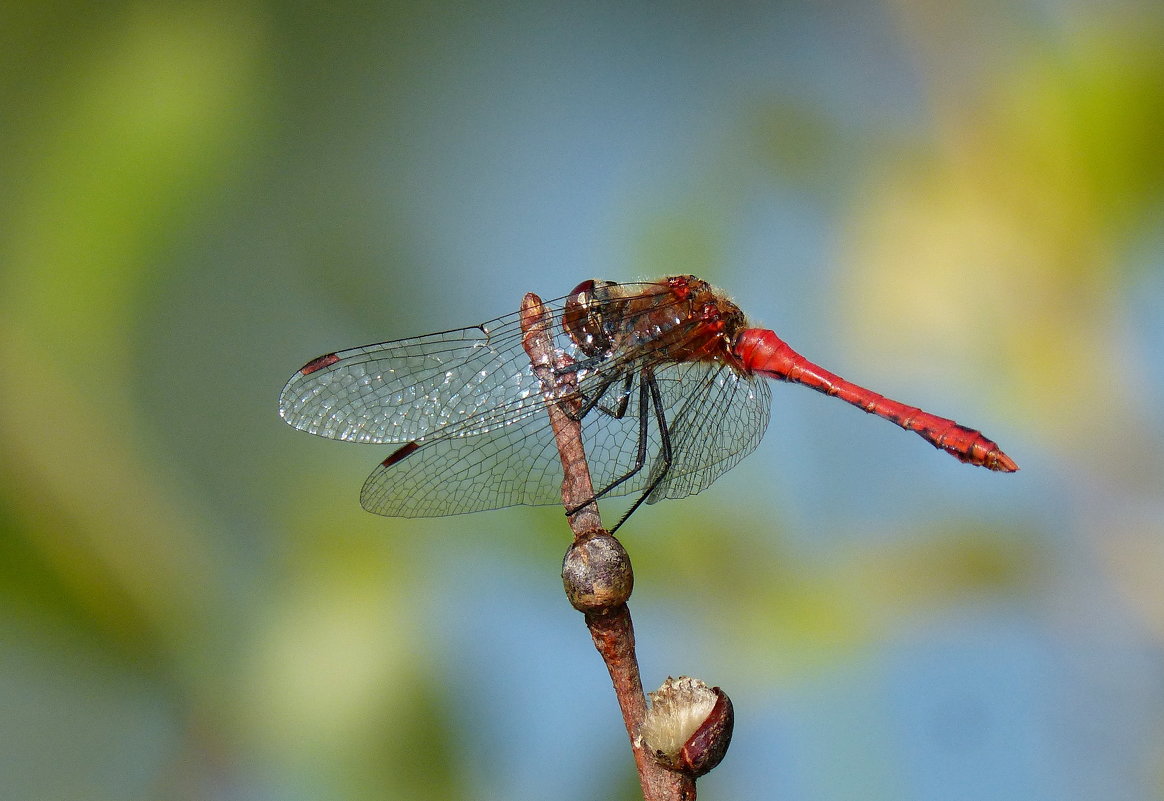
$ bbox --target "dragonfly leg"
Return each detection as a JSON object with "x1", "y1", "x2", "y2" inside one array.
[
  {"x1": 554, "y1": 352, "x2": 608, "y2": 376},
  {"x1": 566, "y1": 372, "x2": 652, "y2": 517},
  {"x1": 566, "y1": 370, "x2": 633, "y2": 422},
  {"x1": 595, "y1": 371, "x2": 633, "y2": 419},
  {"x1": 565, "y1": 368, "x2": 674, "y2": 533},
  {"x1": 610, "y1": 372, "x2": 672, "y2": 533}
]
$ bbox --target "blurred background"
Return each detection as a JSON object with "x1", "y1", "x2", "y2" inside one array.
[{"x1": 2, "y1": 1, "x2": 1163, "y2": 799}]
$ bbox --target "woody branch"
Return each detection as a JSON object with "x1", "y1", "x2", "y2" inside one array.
[{"x1": 520, "y1": 293, "x2": 694, "y2": 801}]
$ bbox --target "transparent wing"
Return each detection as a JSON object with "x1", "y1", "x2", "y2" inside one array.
[
  {"x1": 357, "y1": 360, "x2": 772, "y2": 518},
  {"x1": 277, "y1": 283, "x2": 675, "y2": 445},
  {"x1": 358, "y1": 405, "x2": 567, "y2": 516},
  {"x1": 278, "y1": 314, "x2": 544, "y2": 444},
  {"x1": 646, "y1": 362, "x2": 772, "y2": 502},
  {"x1": 569, "y1": 361, "x2": 771, "y2": 505}
]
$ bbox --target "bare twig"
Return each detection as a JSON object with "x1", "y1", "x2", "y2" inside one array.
[
  {"x1": 520, "y1": 293, "x2": 694, "y2": 801},
  {"x1": 519, "y1": 293, "x2": 602, "y2": 537}
]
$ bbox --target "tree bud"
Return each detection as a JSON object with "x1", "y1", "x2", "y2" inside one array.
[
  {"x1": 561, "y1": 531, "x2": 633, "y2": 612},
  {"x1": 638, "y1": 676, "x2": 734, "y2": 777}
]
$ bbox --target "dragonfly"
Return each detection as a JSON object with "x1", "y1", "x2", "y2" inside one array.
[{"x1": 279, "y1": 275, "x2": 1017, "y2": 529}]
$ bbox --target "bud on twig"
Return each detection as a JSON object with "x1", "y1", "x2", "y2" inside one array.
[
  {"x1": 638, "y1": 676, "x2": 734, "y2": 777},
  {"x1": 561, "y1": 531, "x2": 634, "y2": 612}
]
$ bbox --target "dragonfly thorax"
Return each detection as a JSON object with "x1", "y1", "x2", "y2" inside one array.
[{"x1": 563, "y1": 275, "x2": 748, "y2": 369}]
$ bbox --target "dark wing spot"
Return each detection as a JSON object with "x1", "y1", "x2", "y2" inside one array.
[
  {"x1": 300, "y1": 352, "x2": 341, "y2": 375},
  {"x1": 380, "y1": 441, "x2": 420, "y2": 467}
]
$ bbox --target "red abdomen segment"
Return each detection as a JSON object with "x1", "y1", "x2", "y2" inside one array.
[{"x1": 734, "y1": 329, "x2": 1018, "y2": 472}]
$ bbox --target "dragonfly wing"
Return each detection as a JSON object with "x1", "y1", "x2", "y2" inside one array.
[
  {"x1": 278, "y1": 314, "x2": 544, "y2": 444},
  {"x1": 645, "y1": 363, "x2": 772, "y2": 502},
  {"x1": 357, "y1": 360, "x2": 723, "y2": 517},
  {"x1": 359, "y1": 407, "x2": 566, "y2": 516},
  {"x1": 577, "y1": 381, "x2": 663, "y2": 501},
  {"x1": 562, "y1": 362, "x2": 772, "y2": 505}
]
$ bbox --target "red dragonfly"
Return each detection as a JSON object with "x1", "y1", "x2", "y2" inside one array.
[{"x1": 279, "y1": 275, "x2": 1016, "y2": 528}]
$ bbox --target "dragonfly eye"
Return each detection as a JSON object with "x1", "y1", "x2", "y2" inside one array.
[
  {"x1": 569, "y1": 279, "x2": 597, "y2": 297},
  {"x1": 564, "y1": 279, "x2": 620, "y2": 357}
]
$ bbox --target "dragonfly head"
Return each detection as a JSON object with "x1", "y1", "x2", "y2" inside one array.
[{"x1": 563, "y1": 279, "x2": 622, "y2": 357}]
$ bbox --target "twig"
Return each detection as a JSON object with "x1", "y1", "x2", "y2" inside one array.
[
  {"x1": 519, "y1": 293, "x2": 602, "y2": 538},
  {"x1": 520, "y1": 293, "x2": 694, "y2": 801}
]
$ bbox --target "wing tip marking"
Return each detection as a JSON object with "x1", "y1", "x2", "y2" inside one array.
[
  {"x1": 380, "y1": 441, "x2": 421, "y2": 468},
  {"x1": 300, "y1": 352, "x2": 341, "y2": 375}
]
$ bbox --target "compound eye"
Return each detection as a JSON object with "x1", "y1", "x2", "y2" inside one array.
[
  {"x1": 569, "y1": 279, "x2": 597, "y2": 298},
  {"x1": 563, "y1": 280, "x2": 618, "y2": 357}
]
